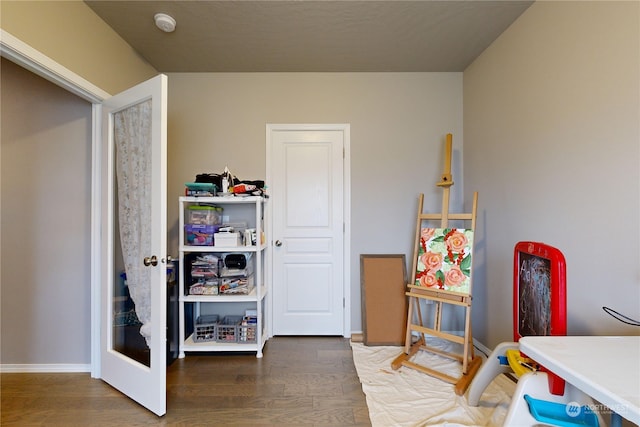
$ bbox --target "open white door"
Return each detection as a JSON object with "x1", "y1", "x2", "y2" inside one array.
[{"x1": 100, "y1": 74, "x2": 168, "y2": 416}]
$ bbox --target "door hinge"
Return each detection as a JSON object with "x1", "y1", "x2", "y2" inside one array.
[{"x1": 343, "y1": 297, "x2": 345, "y2": 308}]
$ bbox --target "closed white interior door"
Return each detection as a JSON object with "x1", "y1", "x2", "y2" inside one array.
[
  {"x1": 100, "y1": 74, "x2": 167, "y2": 416},
  {"x1": 268, "y1": 125, "x2": 348, "y2": 336}
]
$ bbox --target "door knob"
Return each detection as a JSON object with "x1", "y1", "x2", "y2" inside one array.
[
  {"x1": 275, "y1": 240, "x2": 282, "y2": 247},
  {"x1": 143, "y1": 255, "x2": 158, "y2": 266}
]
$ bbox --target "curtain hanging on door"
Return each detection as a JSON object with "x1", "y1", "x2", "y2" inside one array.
[{"x1": 114, "y1": 99, "x2": 153, "y2": 347}]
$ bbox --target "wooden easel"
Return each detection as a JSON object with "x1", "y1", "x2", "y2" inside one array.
[{"x1": 391, "y1": 133, "x2": 482, "y2": 396}]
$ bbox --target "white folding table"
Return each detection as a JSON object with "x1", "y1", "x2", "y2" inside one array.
[{"x1": 518, "y1": 335, "x2": 640, "y2": 426}]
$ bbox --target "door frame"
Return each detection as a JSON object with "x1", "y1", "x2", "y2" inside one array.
[
  {"x1": 265, "y1": 123, "x2": 352, "y2": 338},
  {"x1": 1, "y1": 30, "x2": 110, "y2": 377}
]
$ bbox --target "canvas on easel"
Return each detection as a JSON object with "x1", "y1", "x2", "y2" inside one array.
[
  {"x1": 415, "y1": 228, "x2": 473, "y2": 295},
  {"x1": 391, "y1": 133, "x2": 482, "y2": 396}
]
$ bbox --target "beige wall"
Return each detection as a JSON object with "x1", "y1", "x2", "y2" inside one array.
[
  {"x1": 0, "y1": 0, "x2": 157, "y2": 94},
  {"x1": 464, "y1": 1, "x2": 640, "y2": 348},
  {"x1": 1, "y1": 58, "x2": 92, "y2": 364},
  {"x1": 167, "y1": 72, "x2": 464, "y2": 332}
]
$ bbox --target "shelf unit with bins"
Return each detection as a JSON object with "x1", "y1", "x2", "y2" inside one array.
[{"x1": 178, "y1": 195, "x2": 267, "y2": 358}]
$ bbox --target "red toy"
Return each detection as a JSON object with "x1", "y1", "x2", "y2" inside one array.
[{"x1": 513, "y1": 241, "x2": 567, "y2": 395}]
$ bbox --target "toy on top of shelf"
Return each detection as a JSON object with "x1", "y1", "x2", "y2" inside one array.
[{"x1": 185, "y1": 182, "x2": 217, "y2": 197}]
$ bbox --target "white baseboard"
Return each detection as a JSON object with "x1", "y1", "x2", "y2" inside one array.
[
  {"x1": 472, "y1": 338, "x2": 492, "y2": 358},
  {"x1": 0, "y1": 336, "x2": 491, "y2": 373},
  {"x1": 0, "y1": 364, "x2": 91, "y2": 373}
]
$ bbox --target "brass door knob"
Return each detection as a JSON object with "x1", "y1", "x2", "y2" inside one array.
[{"x1": 143, "y1": 255, "x2": 158, "y2": 266}]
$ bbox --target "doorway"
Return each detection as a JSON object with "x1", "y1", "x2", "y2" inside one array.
[
  {"x1": 266, "y1": 124, "x2": 351, "y2": 337},
  {"x1": 0, "y1": 57, "x2": 93, "y2": 369}
]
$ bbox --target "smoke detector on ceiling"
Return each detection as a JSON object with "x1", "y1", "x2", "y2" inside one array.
[{"x1": 154, "y1": 13, "x2": 176, "y2": 33}]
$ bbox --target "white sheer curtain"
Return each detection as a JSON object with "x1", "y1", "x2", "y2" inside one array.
[{"x1": 114, "y1": 99, "x2": 153, "y2": 346}]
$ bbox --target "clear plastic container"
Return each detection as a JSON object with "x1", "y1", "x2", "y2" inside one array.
[{"x1": 187, "y1": 205, "x2": 223, "y2": 225}]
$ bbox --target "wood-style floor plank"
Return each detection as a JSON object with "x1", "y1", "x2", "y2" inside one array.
[{"x1": 1, "y1": 337, "x2": 371, "y2": 426}]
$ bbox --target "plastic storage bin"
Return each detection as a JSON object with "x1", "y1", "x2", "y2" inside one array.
[
  {"x1": 185, "y1": 224, "x2": 220, "y2": 246},
  {"x1": 238, "y1": 316, "x2": 258, "y2": 343},
  {"x1": 219, "y1": 275, "x2": 254, "y2": 295},
  {"x1": 216, "y1": 315, "x2": 243, "y2": 342},
  {"x1": 188, "y1": 205, "x2": 223, "y2": 225},
  {"x1": 190, "y1": 254, "x2": 220, "y2": 276},
  {"x1": 189, "y1": 280, "x2": 219, "y2": 295},
  {"x1": 193, "y1": 314, "x2": 219, "y2": 342}
]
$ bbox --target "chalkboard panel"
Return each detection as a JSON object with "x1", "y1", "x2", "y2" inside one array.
[
  {"x1": 360, "y1": 254, "x2": 408, "y2": 346},
  {"x1": 513, "y1": 242, "x2": 567, "y2": 342}
]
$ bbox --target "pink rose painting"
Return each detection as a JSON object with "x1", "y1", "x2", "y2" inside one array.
[{"x1": 415, "y1": 228, "x2": 474, "y2": 295}]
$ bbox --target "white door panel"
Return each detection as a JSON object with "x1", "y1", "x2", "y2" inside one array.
[
  {"x1": 285, "y1": 238, "x2": 332, "y2": 253},
  {"x1": 285, "y1": 143, "x2": 332, "y2": 227},
  {"x1": 269, "y1": 126, "x2": 347, "y2": 336},
  {"x1": 285, "y1": 263, "x2": 332, "y2": 311},
  {"x1": 277, "y1": 263, "x2": 337, "y2": 335},
  {"x1": 100, "y1": 74, "x2": 167, "y2": 416}
]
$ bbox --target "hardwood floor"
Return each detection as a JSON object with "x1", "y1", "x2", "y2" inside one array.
[{"x1": 1, "y1": 337, "x2": 371, "y2": 426}]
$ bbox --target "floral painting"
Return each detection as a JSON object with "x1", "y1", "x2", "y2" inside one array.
[{"x1": 415, "y1": 228, "x2": 474, "y2": 295}]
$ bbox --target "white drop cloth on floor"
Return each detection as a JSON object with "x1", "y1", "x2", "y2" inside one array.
[{"x1": 351, "y1": 339, "x2": 516, "y2": 427}]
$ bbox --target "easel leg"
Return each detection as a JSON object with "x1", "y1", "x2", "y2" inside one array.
[
  {"x1": 415, "y1": 297, "x2": 425, "y2": 342},
  {"x1": 454, "y1": 303, "x2": 482, "y2": 396},
  {"x1": 462, "y1": 305, "x2": 471, "y2": 373},
  {"x1": 434, "y1": 301, "x2": 442, "y2": 332},
  {"x1": 403, "y1": 296, "x2": 416, "y2": 352}
]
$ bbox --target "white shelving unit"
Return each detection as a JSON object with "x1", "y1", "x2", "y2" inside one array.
[{"x1": 178, "y1": 195, "x2": 268, "y2": 358}]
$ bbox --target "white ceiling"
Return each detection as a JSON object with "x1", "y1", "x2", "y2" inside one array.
[{"x1": 85, "y1": 0, "x2": 534, "y2": 73}]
